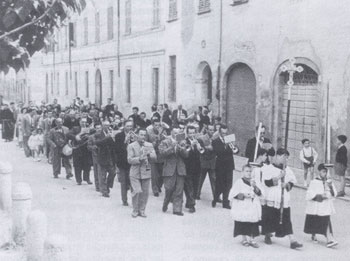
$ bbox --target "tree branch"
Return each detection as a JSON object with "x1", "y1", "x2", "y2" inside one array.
[{"x1": 0, "y1": 0, "x2": 58, "y2": 41}]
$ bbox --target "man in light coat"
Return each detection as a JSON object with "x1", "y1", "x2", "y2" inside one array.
[{"x1": 127, "y1": 128, "x2": 156, "y2": 218}]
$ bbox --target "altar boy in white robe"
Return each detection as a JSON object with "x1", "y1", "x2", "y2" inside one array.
[
  {"x1": 304, "y1": 163, "x2": 338, "y2": 248},
  {"x1": 229, "y1": 165, "x2": 263, "y2": 248},
  {"x1": 260, "y1": 148, "x2": 303, "y2": 249}
]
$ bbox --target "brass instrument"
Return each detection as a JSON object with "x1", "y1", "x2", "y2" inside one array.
[
  {"x1": 189, "y1": 137, "x2": 205, "y2": 153},
  {"x1": 228, "y1": 142, "x2": 239, "y2": 154}
]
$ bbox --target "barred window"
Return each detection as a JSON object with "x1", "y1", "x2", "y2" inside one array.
[
  {"x1": 65, "y1": 71, "x2": 69, "y2": 95},
  {"x1": 152, "y1": 68, "x2": 159, "y2": 104},
  {"x1": 85, "y1": 71, "x2": 89, "y2": 98},
  {"x1": 74, "y1": 72, "x2": 78, "y2": 97},
  {"x1": 232, "y1": 0, "x2": 249, "y2": 6},
  {"x1": 198, "y1": 0, "x2": 210, "y2": 14},
  {"x1": 83, "y1": 17, "x2": 88, "y2": 45},
  {"x1": 109, "y1": 70, "x2": 114, "y2": 99},
  {"x1": 153, "y1": 0, "x2": 160, "y2": 28},
  {"x1": 168, "y1": 0, "x2": 177, "y2": 21},
  {"x1": 107, "y1": 7, "x2": 114, "y2": 40},
  {"x1": 126, "y1": 69, "x2": 131, "y2": 103},
  {"x1": 50, "y1": 72, "x2": 54, "y2": 95},
  {"x1": 95, "y1": 12, "x2": 100, "y2": 43},
  {"x1": 56, "y1": 72, "x2": 60, "y2": 95},
  {"x1": 125, "y1": 0, "x2": 131, "y2": 34},
  {"x1": 168, "y1": 56, "x2": 176, "y2": 102}
]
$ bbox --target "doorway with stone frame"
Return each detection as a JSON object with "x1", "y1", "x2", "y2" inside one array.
[{"x1": 276, "y1": 62, "x2": 322, "y2": 169}]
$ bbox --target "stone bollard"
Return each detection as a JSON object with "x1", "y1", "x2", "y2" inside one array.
[
  {"x1": 43, "y1": 234, "x2": 70, "y2": 261},
  {"x1": 26, "y1": 210, "x2": 47, "y2": 261},
  {"x1": 0, "y1": 161, "x2": 12, "y2": 212},
  {"x1": 0, "y1": 161, "x2": 13, "y2": 247},
  {"x1": 12, "y1": 182, "x2": 33, "y2": 246}
]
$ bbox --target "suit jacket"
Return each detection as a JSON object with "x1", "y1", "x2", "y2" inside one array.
[
  {"x1": 212, "y1": 137, "x2": 235, "y2": 172},
  {"x1": 87, "y1": 134, "x2": 99, "y2": 158},
  {"x1": 21, "y1": 114, "x2": 33, "y2": 137},
  {"x1": 127, "y1": 141, "x2": 156, "y2": 179},
  {"x1": 114, "y1": 131, "x2": 130, "y2": 170},
  {"x1": 146, "y1": 126, "x2": 165, "y2": 163},
  {"x1": 41, "y1": 117, "x2": 54, "y2": 136},
  {"x1": 198, "y1": 134, "x2": 216, "y2": 169},
  {"x1": 46, "y1": 126, "x2": 69, "y2": 148},
  {"x1": 162, "y1": 109, "x2": 172, "y2": 127},
  {"x1": 336, "y1": 145, "x2": 348, "y2": 167},
  {"x1": 245, "y1": 137, "x2": 275, "y2": 162},
  {"x1": 94, "y1": 131, "x2": 116, "y2": 167},
  {"x1": 159, "y1": 138, "x2": 189, "y2": 177},
  {"x1": 172, "y1": 109, "x2": 187, "y2": 125}
]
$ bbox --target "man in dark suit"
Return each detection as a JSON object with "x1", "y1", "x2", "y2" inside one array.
[
  {"x1": 184, "y1": 125, "x2": 201, "y2": 213},
  {"x1": 212, "y1": 124, "x2": 235, "y2": 209},
  {"x1": 103, "y1": 98, "x2": 115, "y2": 118},
  {"x1": 94, "y1": 121, "x2": 117, "y2": 198},
  {"x1": 159, "y1": 126, "x2": 189, "y2": 216},
  {"x1": 245, "y1": 125, "x2": 275, "y2": 163},
  {"x1": 129, "y1": 107, "x2": 142, "y2": 128},
  {"x1": 172, "y1": 104, "x2": 187, "y2": 126},
  {"x1": 114, "y1": 120, "x2": 134, "y2": 205},
  {"x1": 162, "y1": 103, "x2": 172, "y2": 128}
]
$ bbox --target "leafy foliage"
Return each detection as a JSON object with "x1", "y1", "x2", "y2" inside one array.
[{"x1": 0, "y1": 0, "x2": 86, "y2": 74}]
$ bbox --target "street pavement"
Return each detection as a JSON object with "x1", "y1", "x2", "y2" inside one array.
[{"x1": 1, "y1": 140, "x2": 350, "y2": 261}]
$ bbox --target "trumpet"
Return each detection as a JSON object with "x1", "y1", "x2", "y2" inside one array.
[
  {"x1": 228, "y1": 142, "x2": 239, "y2": 154},
  {"x1": 189, "y1": 138, "x2": 205, "y2": 153}
]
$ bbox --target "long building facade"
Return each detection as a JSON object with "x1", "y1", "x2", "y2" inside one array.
[{"x1": 5, "y1": 0, "x2": 350, "y2": 168}]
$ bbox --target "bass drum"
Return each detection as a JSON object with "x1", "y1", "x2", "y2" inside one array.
[{"x1": 62, "y1": 143, "x2": 73, "y2": 156}]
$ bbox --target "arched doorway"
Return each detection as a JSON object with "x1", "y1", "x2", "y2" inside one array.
[
  {"x1": 196, "y1": 62, "x2": 213, "y2": 105},
  {"x1": 95, "y1": 69, "x2": 102, "y2": 108},
  {"x1": 226, "y1": 63, "x2": 257, "y2": 156},
  {"x1": 276, "y1": 61, "x2": 320, "y2": 168}
]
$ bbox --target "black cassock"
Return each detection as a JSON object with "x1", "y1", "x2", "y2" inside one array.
[
  {"x1": 212, "y1": 138, "x2": 235, "y2": 207},
  {"x1": 0, "y1": 108, "x2": 15, "y2": 140}
]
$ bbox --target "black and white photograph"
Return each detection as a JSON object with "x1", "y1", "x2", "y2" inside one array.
[{"x1": 0, "y1": 0, "x2": 350, "y2": 260}]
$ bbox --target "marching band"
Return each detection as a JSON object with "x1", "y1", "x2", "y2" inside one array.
[{"x1": 1, "y1": 99, "x2": 345, "y2": 252}]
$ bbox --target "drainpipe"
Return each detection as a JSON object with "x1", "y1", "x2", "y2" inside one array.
[
  {"x1": 117, "y1": 0, "x2": 121, "y2": 78},
  {"x1": 216, "y1": 0, "x2": 223, "y2": 117}
]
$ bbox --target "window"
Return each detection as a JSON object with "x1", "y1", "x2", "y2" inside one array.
[
  {"x1": 125, "y1": 0, "x2": 131, "y2": 34},
  {"x1": 64, "y1": 26, "x2": 68, "y2": 49},
  {"x1": 85, "y1": 71, "x2": 89, "y2": 98},
  {"x1": 83, "y1": 17, "x2": 88, "y2": 45},
  {"x1": 152, "y1": 0, "x2": 160, "y2": 28},
  {"x1": 232, "y1": 0, "x2": 249, "y2": 6},
  {"x1": 168, "y1": 0, "x2": 177, "y2": 21},
  {"x1": 55, "y1": 31, "x2": 60, "y2": 51},
  {"x1": 69, "y1": 22, "x2": 76, "y2": 47},
  {"x1": 56, "y1": 72, "x2": 60, "y2": 95},
  {"x1": 107, "y1": 7, "x2": 114, "y2": 40},
  {"x1": 168, "y1": 56, "x2": 176, "y2": 102},
  {"x1": 95, "y1": 12, "x2": 100, "y2": 43},
  {"x1": 126, "y1": 69, "x2": 131, "y2": 103},
  {"x1": 198, "y1": 0, "x2": 210, "y2": 14},
  {"x1": 109, "y1": 70, "x2": 114, "y2": 99},
  {"x1": 152, "y1": 68, "x2": 159, "y2": 104},
  {"x1": 74, "y1": 72, "x2": 78, "y2": 96},
  {"x1": 65, "y1": 71, "x2": 69, "y2": 95},
  {"x1": 45, "y1": 73, "x2": 49, "y2": 102},
  {"x1": 50, "y1": 72, "x2": 54, "y2": 94}
]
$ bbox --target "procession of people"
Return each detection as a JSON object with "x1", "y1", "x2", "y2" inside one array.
[{"x1": 0, "y1": 97, "x2": 347, "y2": 250}]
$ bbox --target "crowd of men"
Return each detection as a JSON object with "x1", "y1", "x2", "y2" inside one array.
[{"x1": 0, "y1": 96, "x2": 346, "y2": 250}]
